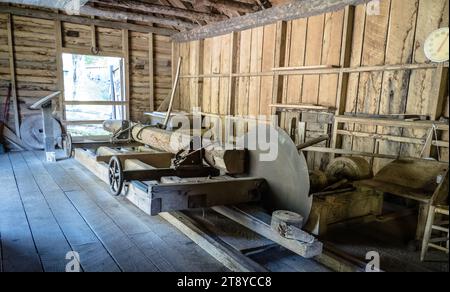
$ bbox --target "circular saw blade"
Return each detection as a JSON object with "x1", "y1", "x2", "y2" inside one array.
[
  {"x1": 20, "y1": 115, "x2": 62, "y2": 150},
  {"x1": 238, "y1": 124, "x2": 312, "y2": 224}
]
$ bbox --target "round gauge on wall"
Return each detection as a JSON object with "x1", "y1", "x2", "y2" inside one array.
[{"x1": 424, "y1": 27, "x2": 449, "y2": 63}]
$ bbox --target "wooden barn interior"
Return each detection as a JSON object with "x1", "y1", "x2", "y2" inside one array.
[{"x1": 0, "y1": 0, "x2": 448, "y2": 273}]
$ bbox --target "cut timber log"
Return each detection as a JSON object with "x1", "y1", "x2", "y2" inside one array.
[
  {"x1": 213, "y1": 206, "x2": 322, "y2": 258},
  {"x1": 271, "y1": 210, "x2": 315, "y2": 243},
  {"x1": 103, "y1": 121, "x2": 246, "y2": 174}
]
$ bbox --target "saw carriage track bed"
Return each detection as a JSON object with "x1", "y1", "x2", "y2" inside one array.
[{"x1": 0, "y1": 150, "x2": 372, "y2": 272}]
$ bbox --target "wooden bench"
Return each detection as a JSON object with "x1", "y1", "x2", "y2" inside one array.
[{"x1": 354, "y1": 159, "x2": 448, "y2": 241}]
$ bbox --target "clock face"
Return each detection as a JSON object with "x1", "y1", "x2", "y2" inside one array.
[{"x1": 424, "y1": 27, "x2": 449, "y2": 63}]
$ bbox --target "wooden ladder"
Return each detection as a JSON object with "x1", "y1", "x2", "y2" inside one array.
[{"x1": 421, "y1": 205, "x2": 449, "y2": 261}]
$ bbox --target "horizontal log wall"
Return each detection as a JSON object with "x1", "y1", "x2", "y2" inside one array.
[
  {"x1": 0, "y1": 11, "x2": 172, "y2": 131},
  {"x1": 173, "y1": 0, "x2": 449, "y2": 172}
]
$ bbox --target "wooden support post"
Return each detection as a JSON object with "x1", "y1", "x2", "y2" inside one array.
[
  {"x1": 332, "y1": 6, "x2": 355, "y2": 157},
  {"x1": 171, "y1": 42, "x2": 176, "y2": 87},
  {"x1": 148, "y1": 32, "x2": 155, "y2": 111},
  {"x1": 427, "y1": 64, "x2": 448, "y2": 121},
  {"x1": 271, "y1": 21, "x2": 287, "y2": 118},
  {"x1": 6, "y1": 13, "x2": 20, "y2": 138},
  {"x1": 42, "y1": 105, "x2": 56, "y2": 162},
  {"x1": 170, "y1": 41, "x2": 180, "y2": 110},
  {"x1": 424, "y1": 64, "x2": 448, "y2": 158},
  {"x1": 55, "y1": 19, "x2": 65, "y2": 122},
  {"x1": 335, "y1": 6, "x2": 355, "y2": 115},
  {"x1": 90, "y1": 18, "x2": 97, "y2": 53},
  {"x1": 227, "y1": 31, "x2": 238, "y2": 115},
  {"x1": 122, "y1": 29, "x2": 130, "y2": 120},
  {"x1": 191, "y1": 40, "x2": 203, "y2": 108},
  {"x1": 298, "y1": 121, "x2": 306, "y2": 144}
]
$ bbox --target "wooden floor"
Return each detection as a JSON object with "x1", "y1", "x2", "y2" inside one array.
[
  {"x1": 0, "y1": 151, "x2": 229, "y2": 272},
  {"x1": 3, "y1": 151, "x2": 445, "y2": 272}
]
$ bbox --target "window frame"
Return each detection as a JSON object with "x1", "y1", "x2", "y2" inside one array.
[{"x1": 60, "y1": 51, "x2": 129, "y2": 137}]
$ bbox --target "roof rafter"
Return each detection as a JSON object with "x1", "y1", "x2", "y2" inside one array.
[
  {"x1": 81, "y1": 4, "x2": 196, "y2": 29},
  {"x1": 90, "y1": 0, "x2": 226, "y2": 23},
  {"x1": 185, "y1": 0, "x2": 259, "y2": 13},
  {"x1": 0, "y1": 4, "x2": 176, "y2": 35},
  {"x1": 173, "y1": 0, "x2": 370, "y2": 42}
]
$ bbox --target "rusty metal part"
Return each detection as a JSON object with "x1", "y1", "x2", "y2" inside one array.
[
  {"x1": 297, "y1": 135, "x2": 329, "y2": 150},
  {"x1": 325, "y1": 156, "x2": 372, "y2": 183},
  {"x1": 309, "y1": 170, "x2": 328, "y2": 193}
]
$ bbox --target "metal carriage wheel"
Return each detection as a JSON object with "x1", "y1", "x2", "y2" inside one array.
[
  {"x1": 108, "y1": 156, "x2": 124, "y2": 196},
  {"x1": 63, "y1": 133, "x2": 73, "y2": 158}
]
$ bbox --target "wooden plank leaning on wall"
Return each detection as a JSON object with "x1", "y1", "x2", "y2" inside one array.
[{"x1": 6, "y1": 13, "x2": 20, "y2": 138}]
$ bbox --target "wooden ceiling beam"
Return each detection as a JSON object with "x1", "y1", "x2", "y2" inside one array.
[
  {"x1": 90, "y1": 0, "x2": 226, "y2": 23},
  {"x1": 0, "y1": 4, "x2": 176, "y2": 36},
  {"x1": 173, "y1": 0, "x2": 370, "y2": 42},
  {"x1": 1, "y1": 0, "x2": 90, "y2": 9},
  {"x1": 80, "y1": 5, "x2": 196, "y2": 29},
  {"x1": 256, "y1": 0, "x2": 272, "y2": 9},
  {"x1": 186, "y1": 0, "x2": 259, "y2": 13}
]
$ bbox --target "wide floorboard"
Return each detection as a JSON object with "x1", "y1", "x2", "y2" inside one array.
[{"x1": 0, "y1": 151, "x2": 228, "y2": 272}]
